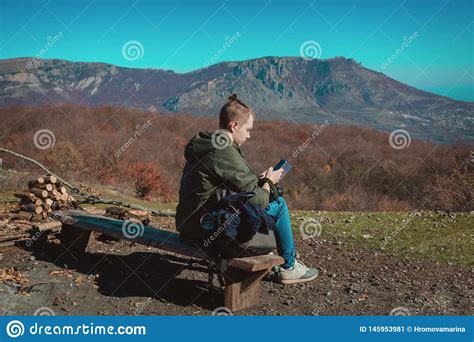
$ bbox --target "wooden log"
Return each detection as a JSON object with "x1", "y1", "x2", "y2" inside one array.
[
  {"x1": 39, "y1": 183, "x2": 53, "y2": 191},
  {"x1": 49, "y1": 190, "x2": 62, "y2": 201},
  {"x1": 14, "y1": 191, "x2": 36, "y2": 201},
  {"x1": 19, "y1": 203, "x2": 36, "y2": 213},
  {"x1": 18, "y1": 211, "x2": 33, "y2": 221},
  {"x1": 28, "y1": 180, "x2": 41, "y2": 189},
  {"x1": 8, "y1": 219, "x2": 33, "y2": 226},
  {"x1": 44, "y1": 175, "x2": 57, "y2": 184},
  {"x1": 35, "y1": 221, "x2": 62, "y2": 232},
  {"x1": 1, "y1": 212, "x2": 18, "y2": 220},
  {"x1": 0, "y1": 233, "x2": 30, "y2": 242},
  {"x1": 59, "y1": 186, "x2": 67, "y2": 194},
  {"x1": 30, "y1": 188, "x2": 48, "y2": 199},
  {"x1": 34, "y1": 199, "x2": 43, "y2": 206},
  {"x1": 0, "y1": 240, "x2": 15, "y2": 248},
  {"x1": 45, "y1": 198, "x2": 54, "y2": 206},
  {"x1": 28, "y1": 177, "x2": 45, "y2": 188},
  {"x1": 33, "y1": 213, "x2": 43, "y2": 221},
  {"x1": 60, "y1": 193, "x2": 69, "y2": 201},
  {"x1": 42, "y1": 204, "x2": 52, "y2": 213}
]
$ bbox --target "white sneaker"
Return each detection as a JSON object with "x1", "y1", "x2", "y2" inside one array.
[{"x1": 278, "y1": 260, "x2": 318, "y2": 285}]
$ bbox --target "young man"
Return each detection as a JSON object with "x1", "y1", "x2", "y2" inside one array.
[{"x1": 176, "y1": 94, "x2": 318, "y2": 284}]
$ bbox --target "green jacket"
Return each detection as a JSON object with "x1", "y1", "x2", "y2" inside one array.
[{"x1": 175, "y1": 131, "x2": 270, "y2": 239}]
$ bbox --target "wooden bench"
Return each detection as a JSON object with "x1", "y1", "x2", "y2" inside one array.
[{"x1": 51, "y1": 210, "x2": 284, "y2": 312}]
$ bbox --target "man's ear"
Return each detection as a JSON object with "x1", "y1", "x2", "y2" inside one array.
[{"x1": 228, "y1": 121, "x2": 238, "y2": 133}]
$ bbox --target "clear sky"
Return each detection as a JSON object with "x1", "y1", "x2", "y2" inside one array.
[{"x1": 0, "y1": 0, "x2": 473, "y2": 101}]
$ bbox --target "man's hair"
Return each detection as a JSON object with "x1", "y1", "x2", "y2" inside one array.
[{"x1": 219, "y1": 94, "x2": 254, "y2": 129}]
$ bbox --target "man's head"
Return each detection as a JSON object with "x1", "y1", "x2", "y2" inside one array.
[{"x1": 219, "y1": 94, "x2": 254, "y2": 146}]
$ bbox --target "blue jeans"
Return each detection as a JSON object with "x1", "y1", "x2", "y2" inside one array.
[{"x1": 265, "y1": 196, "x2": 296, "y2": 269}]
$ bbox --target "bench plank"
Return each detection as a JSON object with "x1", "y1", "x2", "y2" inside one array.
[
  {"x1": 227, "y1": 255, "x2": 284, "y2": 272},
  {"x1": 52, "y1": 210, "x2": 209, "y2": 259}
]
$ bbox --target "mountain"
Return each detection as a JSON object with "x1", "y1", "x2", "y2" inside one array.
[{"x1": 0, "y1": 56, "x2": 472, "y2": 143}]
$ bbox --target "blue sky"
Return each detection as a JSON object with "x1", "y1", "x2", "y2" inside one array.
[{"x1": 0, "y1": 0, "x2": 473, "y2": 101}]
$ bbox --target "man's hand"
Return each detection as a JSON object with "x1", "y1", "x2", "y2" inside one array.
[{"x1": 259, "y1": 167, "x2": 284, "y2": 184}]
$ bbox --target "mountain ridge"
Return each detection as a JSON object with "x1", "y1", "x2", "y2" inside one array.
[{"x1": 0, "y1": 56, "x2": 472, "y2": 143}]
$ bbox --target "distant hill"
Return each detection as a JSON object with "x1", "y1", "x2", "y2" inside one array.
[{"x1": 0, "y1": 56, "x2": 472, "y2": 143}]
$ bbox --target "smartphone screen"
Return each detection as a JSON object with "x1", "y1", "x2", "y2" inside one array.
[{"x1": 274, "y1": 159, "x2": 292, "y2": 179}]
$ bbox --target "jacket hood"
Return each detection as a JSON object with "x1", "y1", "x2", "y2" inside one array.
[{"x1": 185, "y1": 131, "x2": 235, "y2": 161}]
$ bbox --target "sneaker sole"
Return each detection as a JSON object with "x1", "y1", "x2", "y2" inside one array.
[{"x1": 279, "y1": 271, "x2": 318, "y2": 285}]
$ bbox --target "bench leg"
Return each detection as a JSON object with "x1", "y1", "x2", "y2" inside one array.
[
  {"x1": 223, "y1": 267, "x2": 269, "y2": 312},
  {"x1": 60, "y1": 224, "x2": 93, "y2": 255}
]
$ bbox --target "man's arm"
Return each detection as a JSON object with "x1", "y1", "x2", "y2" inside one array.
[
  {"x1": 261, "y1": 182, "x2": 271, "y2": 193},
  {"x1": 213, "y1": 148, "x2": 270, "y2": 208}
]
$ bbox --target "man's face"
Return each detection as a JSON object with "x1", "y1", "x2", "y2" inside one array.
[{"x1": 230, "y1": 115, "x2": 253, "y2": 146}]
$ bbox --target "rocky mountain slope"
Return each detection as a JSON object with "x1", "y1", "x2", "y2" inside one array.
[{"x1": 0, "y1": 56, "x2": 472, "y2": 143}]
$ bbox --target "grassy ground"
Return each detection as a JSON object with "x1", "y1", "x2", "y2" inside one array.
[{"x1": 290, "y1": 210, "x2": 473, "y2": 267}]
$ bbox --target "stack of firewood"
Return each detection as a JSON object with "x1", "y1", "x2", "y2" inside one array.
[
  {"x1": 11, "y1": 175, "x2": 79, "y2": 222},
  {"x1": 0, "y1": 218, "x2": 63, "y2": 248}
]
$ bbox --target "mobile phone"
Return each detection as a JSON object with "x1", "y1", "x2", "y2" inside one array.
[{"x1": 274, "y1": 159, "x2": 292, "y2": 179}]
